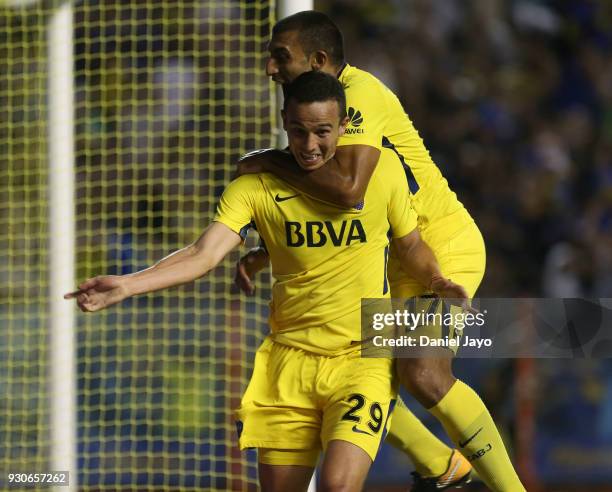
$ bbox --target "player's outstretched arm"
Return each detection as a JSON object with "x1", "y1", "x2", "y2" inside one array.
[
  {"x1": 236, "y1": 145, "x2": 379, "y2": 208},
  {"x1": 234, "y1": 246, "x2": 270, "y2": 296},
  {"x1": 393, "y1": 229, "x2": 470, "y2": 306},
  {"x1": 64, "y1": 222, "x2": 242, "y2": 312}
]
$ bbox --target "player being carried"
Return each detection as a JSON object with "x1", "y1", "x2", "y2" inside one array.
[
  {"x1": 66, "y1": 71, "x2": 470, "y2": 492},
  {"x1": 235, "y1": 11, "x2": 526, "y2": 492}
]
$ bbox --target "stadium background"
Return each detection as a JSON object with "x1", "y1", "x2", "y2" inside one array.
[{"x1": 0, "y1": 0, "x2": 611, "y2": 490}]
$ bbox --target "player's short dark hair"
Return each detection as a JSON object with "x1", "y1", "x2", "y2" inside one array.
[
  {"x1": 283, "y1": 71, "x2": 347, "y2": 120},
  {"x1": 273, "y1": 11, "x2": 345, "y2": 67}
]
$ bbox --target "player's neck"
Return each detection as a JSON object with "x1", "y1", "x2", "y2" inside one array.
[
  {"x1": 335, "y1": 62, "x2": 347, "y2": 79},
  {"x1": 317, "y1": 63, "x2": 344, "y2": 79}
]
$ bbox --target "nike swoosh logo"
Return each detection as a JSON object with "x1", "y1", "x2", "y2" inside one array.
[
  {"x1": 352, "y1": 425, "x2": 373, "y2": 436},
  {"x1": 459, "y1": 427, "x2": 483, "y2": 448},
  {"x1": 275, "y1": 193, "x2": 300, "y2": 202}
]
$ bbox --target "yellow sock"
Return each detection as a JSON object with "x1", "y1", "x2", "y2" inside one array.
[
  {"x1": 429, "y1": 380, "x2": 526, "y2": 492},
  {"x1": 386, "y1": 397, "x2": 453, "y2": 476}
]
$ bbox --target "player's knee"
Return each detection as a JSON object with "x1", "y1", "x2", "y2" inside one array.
[
  {"x1": 398, "y1": 358, "x2": 455, "y2": 408},
  {"x1": 319, "y1": 440, "x2": 371, "y2": 492},
  {"x1": 318, "y1": 472, "x2": 358, "y2": 492}
]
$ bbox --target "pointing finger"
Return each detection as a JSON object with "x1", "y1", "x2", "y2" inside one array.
[{"x1": 64, "y1": 290, "x2": 84, "y2": 299}]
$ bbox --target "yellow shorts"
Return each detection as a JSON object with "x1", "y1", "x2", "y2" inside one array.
[
  {"x1": 236, "y1": 337, "x2": 397, "y2": 466},
  {"x1": 389, "y1": 219, "x2": 486, "y2": 298}
]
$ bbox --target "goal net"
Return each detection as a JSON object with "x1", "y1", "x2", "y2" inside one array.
[{"x1": 1, "y1": 1, "x2": 276, "y2": 489}]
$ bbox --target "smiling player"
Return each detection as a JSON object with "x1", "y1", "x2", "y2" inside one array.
[
  {"x1": 235, "y1": 11, "x2": 526, "y2": 492},
  {"x1": 66, "y1": 71, "x2": 470, "y2": 492}
]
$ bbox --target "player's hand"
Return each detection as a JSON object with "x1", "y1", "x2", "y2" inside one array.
[
  {"x1": 430, "y1": 275, "x2": 476, "y2": 312},
  {"x1": 234, "y1": 247, "x2": 270, "y2": 296},
  {"x1": 64, "y1": 275, "x2": 130, "y2": 312},
  {"x1": 235, "y1": 149, "x2": 271, "y2": 177}
]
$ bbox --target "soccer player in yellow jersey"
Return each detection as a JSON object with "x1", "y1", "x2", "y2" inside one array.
[
  {"x1": 236, "y1": 11, "x2": 526, "y2": 492},
  {"x1": 65, "y1": 71, "x2": 470, "y2": 492}
]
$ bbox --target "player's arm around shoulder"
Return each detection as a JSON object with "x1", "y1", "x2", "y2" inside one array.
[
  {"x1": 236, "y1": 143, "x2": 380, "y2": 209},
  {"x1": 325, "y1": 73, "x2": 391, "y2": 206},
  {"x1": 234, "y1": 75, "x2": 388, "y2": 208},
  {"x1": 235, "y1": 148, "x2": 289, "y2": 178},
  {"x1": 329, "y1": 144, "x2": 380, "y2": 206}
]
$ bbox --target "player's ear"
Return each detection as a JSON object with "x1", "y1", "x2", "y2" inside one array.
[
  {"x1": 338, "y1": 116, "x2": 349, "y2": 136},
  {"x1": 310, "y1": 50, "x2": 328, "y2": 70}
]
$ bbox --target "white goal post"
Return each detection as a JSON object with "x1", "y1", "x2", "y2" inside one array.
[
  {"x1": 48, "y1": 3, "x2": 76, "y2": 492},
  {"x1": 45, "y1": 1, "x2": 311, "y2": 490}
]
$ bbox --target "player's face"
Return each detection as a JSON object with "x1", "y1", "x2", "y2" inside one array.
[
  {"x1": 283, "y1": 99, "x2": 348, "y2": 171},
  {"x1": 266, "y1": 30, "x2": 312, "y2": 84}
]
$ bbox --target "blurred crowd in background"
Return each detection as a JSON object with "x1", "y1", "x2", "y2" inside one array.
[
  {"x1": 316, "y1": 2, "x2": 612, "y2": 485},
  {"x1": 2, "y1": 0, "x2": 612, "y2": 488},
  {"x1": 321, "y1": 0, "x2": 612, "y2": 298}
]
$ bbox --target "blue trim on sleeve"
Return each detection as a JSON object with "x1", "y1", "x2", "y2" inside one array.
[
  {"x1": 239, "y1": 221, "x2": 255, "y2": 240},
  {"x1": 382, "y1": 136, "x2": 420, "y2": 194}
]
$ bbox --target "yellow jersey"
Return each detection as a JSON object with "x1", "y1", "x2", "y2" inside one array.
[
  {"x1": 215, "y1": 148, "x2": 416, "y2": 356},
  {"x1": 337, "y1": 64, "x2": 479, "y2": 292},
  {"x1": 337, "y1": 63, "x2": 474, "y2": 238}
]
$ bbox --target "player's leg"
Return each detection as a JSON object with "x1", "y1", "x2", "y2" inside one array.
[
  {"x1": 397, "y1": 352, "x2": 455, "y2": 408},
  {"x1": 258, "y1": 449, "x2": 317, "y2": 492},
  {"x1": 318, "y1": 440, "x2": 372, "y2": 492},
  {"x1": 427, "y1": 378, "x2": 525, "y2": 491},
  {"x1": 386, "y1": 273, "x2": 470, "y2": 484},
  {"x1": 258, "y1": 466, "x2": 313, "y2": 492},
  {"x1": 399, "y1": 336, "x2": 525, "y2": 491},
  {"x1": 320, "y1": 354, "x2": 396, "y2": 491},
  {"x1": 235, "y1": 338, "x2": 323, "y2": 490},
  {"x1": 399, "y1": 225, "x2": 526, "y2": 491},
  {"x1": 385, "y1": 397, "x2": 467, "y2": 482}
]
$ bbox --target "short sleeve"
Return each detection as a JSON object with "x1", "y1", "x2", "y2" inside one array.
[
  {"x1": 213, "y1": 175, "x2": 260, "y2": 240},
  {"x1": 337, "y1": 77, "x2": 388, "y2": 150}
]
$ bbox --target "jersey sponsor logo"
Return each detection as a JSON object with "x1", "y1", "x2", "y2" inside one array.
[
  {"x1": 275, "y1": 193, "x2": 301, "y2": 202},
  {"x1": 285, "y1": 220, "x2": 367, "y2": 247},
  {"x1": 347, "y1": 107, "x2": 363, "y2": 127},
  {"x1": 345, "y1": 107, "x2": 364, "y2": 134}
]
